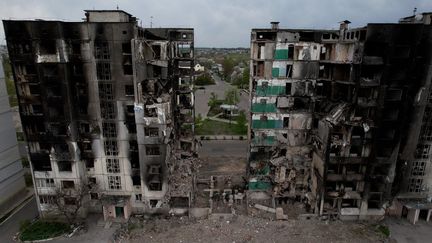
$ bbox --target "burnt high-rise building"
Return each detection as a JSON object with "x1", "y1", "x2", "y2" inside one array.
[
  {"x1": 3, "y1": 10, "x2": 195, "y2": 220},
  {"x1": 248, "y1": 14, "x2": 432, "y2": 221}
]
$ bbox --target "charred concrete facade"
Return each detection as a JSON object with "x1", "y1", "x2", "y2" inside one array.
[
  {"x1": 249, "y1": 17, "x2": 432, "y2": 220},
  {"x1": 3, "y1": 10, "x2": 195, "y2": 220}
]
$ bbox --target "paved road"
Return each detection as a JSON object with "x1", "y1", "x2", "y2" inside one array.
[
  {"x1": 198, "y1": 140, "x2": 248, "y2": 158},
  {"x1": 195, "y1": 73, "x2": 249, "y2": 118},
  {"x1": 0, "y1": 197, "x2": 39, "y2": 243}
]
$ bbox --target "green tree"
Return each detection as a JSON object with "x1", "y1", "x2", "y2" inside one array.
[
  {"x1": 224, "y1": 87, "x2": 240, "y2": 105},
  {"x1": 222, "y1": 57, "x2": 234, "y2": 81},
  {"x1": 242, "y1": 67, "x2": 250, "y2": 88},
  {"x1": 208, "y1": 92, "x2": 219, "y2": 109},
  {"x1": 195, "y1": 72, "x2": 215, "y2": 85}
]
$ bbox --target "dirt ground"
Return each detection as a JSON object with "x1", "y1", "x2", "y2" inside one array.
[{"x1": 128, "y1": 215, "x2": 387, "y2": 243}]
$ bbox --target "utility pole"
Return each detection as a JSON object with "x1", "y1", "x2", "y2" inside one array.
[{"x1": 150, "y1": 16, "x2": 153, "y2": 28}]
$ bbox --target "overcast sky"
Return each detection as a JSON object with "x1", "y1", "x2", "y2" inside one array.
[{"x1": 1, "y1": 0, "x2": 431, "y2": 47}]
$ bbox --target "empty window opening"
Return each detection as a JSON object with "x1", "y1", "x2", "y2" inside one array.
[
  {"x1": 132, "y1": 175, "x2": 141, "y2": 186},
  {"x1": 58, "y1": 161, "x2": 72, "y2": 172},
  {"x1": 408, "y1": 178, "x2": 423, "y2": 193},
  {"x1": 94, "y1": 42, "x2": 110, "y2": 59},
  {"x1": 62, "y1": 180, "x2": 75, "y2": 189},
  {"x1": 285, "y1": 83, "x2": 292, "y2": 95},
  {"x1": 102, "y1": 122, "x2": 117, "y2": 138},
  {"x1": 100, "y1": 101, "x2": 115, "y2": 119},
  {"x1": 146, "y1": 146, "x2": 160, "y2": 155},
  {"x1": 144, "y1": 127, "x2": 159, "y2": 137},
  {"x1": 415, "y1": 144, "x2": 430, "y2": 159},
  {"x1": 104, "y1": 140, "x2": 118, "y2": 156},
  {"x1": 125, "y1": 85, "x2": 134, "y2": 96},
  {"x1": 39, "y1": 195, "x2": 54, "y2": 204},
  {"x1": 96, "y1": 62, "x2": 111, "y2": 80},
  {"x1": 106, "y1": 158, "x2": 120, "y2": 173},
  {"x1": 152, "y1": 45, "x2": 161, "y2": 59},
  {"x1": 39, "y1": 40, "x2": 56, "y2": 54},
  {"x1": 145, "y1": 106, "x2": 157, "y2": 117},
  {"x1": 411, "y1": 161, "x2": 426, "y2": 176},
  {"x1": 98, "y1": 83, "x2": 114, "y2": 100},
  {"x1": 288, "y1": 45, "x2": 294, "y2": 59},
  {"x1": 135, "y1": 194, "x2": 142, "y2": 201},
  {"x1": 283, "y1": 117, "x2": 289, "y2": 128}
]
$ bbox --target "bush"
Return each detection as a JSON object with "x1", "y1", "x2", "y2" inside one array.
[
  {"x1": 20, "y1": 221, "x2": 70, "y2": 241},
  {"x1": 24, "y1": 172, "x2": 33, "y2": 187},
  {"x1": 239, "y1": 136, "x2": 244, "y2": 140}
]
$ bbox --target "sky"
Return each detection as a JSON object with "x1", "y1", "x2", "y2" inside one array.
[{"x1": 0, "y1": 0, "x2": 431, "y2": 47}]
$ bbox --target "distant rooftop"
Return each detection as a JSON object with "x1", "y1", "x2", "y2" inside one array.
[{"x1": 84, "y1": 9, "x2": 136, "y2": 23}]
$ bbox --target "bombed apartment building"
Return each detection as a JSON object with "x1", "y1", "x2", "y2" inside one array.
[
  {"x1": 3, "y1": 10, "x2": 195, "y2": 220},
  {"x1": 249, "y1": 16, "x2": 432, "y2": 220}
]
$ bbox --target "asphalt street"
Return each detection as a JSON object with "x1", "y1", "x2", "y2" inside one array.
[
  {"x1": 0, "y1": 197, "x2": 39, "y2": 243},
  {"x1": 195, "y1": 73, "x2": 249, "y2": 118}
]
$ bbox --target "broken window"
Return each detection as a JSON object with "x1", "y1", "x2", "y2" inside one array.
[
  {"x1": 39, "y1": 40, "x2": 56, "y2": 54},
  {"x1": 135, "y1": 194, "x2": 142, "y2": 201},
  {"x1": 100, "y1": 101, "x2": 115, "y2": 119},
  {"x1": 122, "y1": 42, "x2": 132, "y2": 54},
  {"x1": 408, "y1": 178, "x2": 423, "y2": 193},
  {"x1": 90, "y1": 193, "x2": 99, "y2": 200},
  {"x1": 96, "y1": 62, "x2": 111, "y2": 80},
  {"x1": 108, "y1": 175, "x2": 122, "y2": 190},
  {"x1": 80, "y1": 123, "x2": 90, "y2": 133},
  {"x1": 146, "y1": 146, "x2": 160, "y2": 155},
  {"x1": 285, "y1": 83, "x2": 292, "y2": 95},
  {"x1": 283, "y1": 117, "x2": 289, "y2": 128},
  {"x1": 144, "y1": 127, "x2": 159, "y2": 137},
  {"x1": 94, "y1": 42, "x2": 110, "y2": 59},
  {"x1": 288, "y1": 45, "x2": 294, "y2": 59},
  {"x1": 98, "y1": 83, "x2": 114, "y2": 100},
  {"x1": 35, "y1": 178, "x2": 55, "y2": 188},
  {"x1": 420, "y1": 124, "x2": 432, "y2": 141},
  {"x1": 132, "y1": 173, "x2": 141, "y2": 186},
  {"x1": 145, "y1": 106, "x2": 157, "y2": 117},
  {"x1": 104, "y1": 140, "x2": 118, "y2": 156},
  {"x1": 286, "y1": 64, "x2": 293, "y2": 78},
  {"x1": 152, "y1": 45, "x2": 161, "y2": 59},
  {"x1": 86, "y1": 159, "x2": 94, "y2": 169},
  {"x1": 411, "y1": 161, "x2": 426, "y2": 176},
  {"x1": 125, "y1": 85, "x2": 134, "y2": 96},
  {"x1": 62, "y1": 180, "x2": 75, "y2": 189},
  {"x1": 58, "y1": 161, "x2": 72, "y2": 172},
  {"x1": 39, "y1": 195, "x2": 54, "y2": 204},
  {"x1": 106, "y1": 158, "x2": 120, "y2": 173},
  {"x1": 415, "y1": 144, "x2": 430, "y2": 159},
  {"x1": 102, "y1": 122, "x2": 117, "y2": 138}
]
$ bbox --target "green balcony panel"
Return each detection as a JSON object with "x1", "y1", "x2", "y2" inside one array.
[
  {"x1": 251, "y1": 119, "x2": 283, "y2": 129},
  {"x1": 251, "y1": 103, "x2": 277, "y2": 113},
  {"x1": 249, "y1": 181, "x2": 272, "y2": 190},
  {"x1": 274, "y1": 49, "x2": 289, "y2": 60},
  {"x1": 256, "y1": 85, "x2": 285, "y2": 96},
  {"x1": 272, "y1": 68, "x2": 279, "y2": 78}
]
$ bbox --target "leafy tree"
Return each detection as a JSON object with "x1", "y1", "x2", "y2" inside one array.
[
  {"x1": 50, "y1": 181, "x2": 100, "y2": 224},
  {"x1": 208, "y1": 92, "x2": 219, "y2": 109},
  {"x1": 195, "y1": 72, "x2": 215, "y2": 85},
  {"x1": 224, "y1": 87, "x2": 240, "y2": 105},
  {"x1": 222, "y1": 57, "x2": 235, "y2": 81}
]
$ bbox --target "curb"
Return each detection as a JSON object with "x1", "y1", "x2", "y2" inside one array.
[{"x1": 0, "y1": 193, "x2": 35, "y2": 226}]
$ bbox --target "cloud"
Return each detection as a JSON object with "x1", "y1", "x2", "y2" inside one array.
[{"x1": 0, "y1": 0, "x2": 431, "y2": 47}]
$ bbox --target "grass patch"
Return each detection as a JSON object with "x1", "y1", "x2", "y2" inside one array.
[
  {"x1": 375, "y1": 224, "x2": 390, "y2": 237},
  {"x1": 195, "y1": 119, "x2": 246, "y2": 135},
  {"x1": 20, "y1": 220, "x2": 70, "y2": 241}
]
